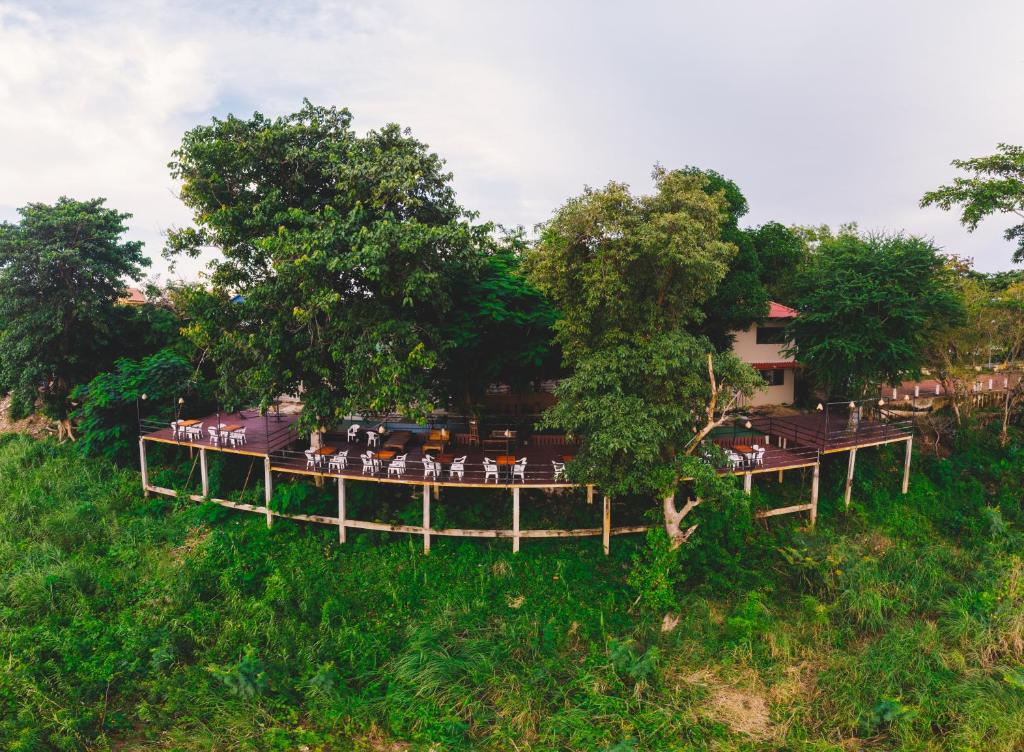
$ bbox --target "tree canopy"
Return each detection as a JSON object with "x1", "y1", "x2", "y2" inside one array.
[
  {"x1": 921, "y1": 143, "x2": 1024, "y2": 264},
  {"x1": 526, "y1": 168, "x2": 762, "y2": 545},
  {"x1": 167, "y1": 101, "x2": 491, "y2": 429},
  {"x1": 786, "y1": 230, "x2": 965, "y2": 398},
  {"x1": 0, "y1": 197, "x2": 148, "y2": 436}
]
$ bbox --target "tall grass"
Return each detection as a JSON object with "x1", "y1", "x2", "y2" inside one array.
[{"x1": 0, "y1": 428, "x2": 1022, "y2": 750}]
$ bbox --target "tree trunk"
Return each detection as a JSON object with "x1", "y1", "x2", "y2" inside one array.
[{"x1": 662, "y1": 493, "x2": 700, "y2": 549}]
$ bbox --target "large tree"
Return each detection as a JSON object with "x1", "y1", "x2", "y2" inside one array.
[
  {"x1": 167, "y1": 102, "x2": 489, "y2": 429},
  {"x1": 0, "y1": 197, "x2": 148, "y2": 439},
  {"x1": 921, "y1": 143, "x2": 1024, "y2": 264},
  {"x1": 786, "y1": 230, "x2": 965, "y2": 399},
  {"x1": 526, "y1": 168, "x2": 762, "y2": 547},
  {"x1": 438, "y1": 230, "x2": 558, "y2": 413},
  {"x1": 989, "y1": 282, "x2": 1024, "y2": 446}
]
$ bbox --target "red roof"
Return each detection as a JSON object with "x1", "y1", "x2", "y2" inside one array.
[
  {"x1": 120, "y1": 287, "x2": 147, "y2": 305},
  {"x1": 767, "y1": 301, "x2": 798, "y2": 319},
  {"x1": 752, "y1": 361, "x2": 800, "y2": 370}
]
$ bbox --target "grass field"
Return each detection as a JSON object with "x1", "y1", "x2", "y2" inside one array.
[{"x1": 1, "y1": 430, "x2": 1023, "y2": 750}]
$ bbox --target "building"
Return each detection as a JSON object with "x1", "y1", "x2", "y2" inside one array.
[
  {"x1": 731, "y1": 301, "x2": 799, "y2": 406},
  {"x1": 119, "y1": 287, "x2": 147, "y2": 306}
]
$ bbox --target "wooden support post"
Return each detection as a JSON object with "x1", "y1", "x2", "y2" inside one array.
[
  {"x1": 586, "y1": 484, "x2": 594, "y2": 505},
  {"x1": 139, "y1": 438, "x2": 149, "y2": 497},
  {"x1": 512, "y1": 487, "x2": 521, "y2": 553},
  {"x1": 200, "y1": 448, "x2": 209, "y2": 498},
  {"x1": 743, "y1": 472, "x2": 753, "y2": 495},
  {"x1": 810, "y1": 462, "x2": 820, "y2": 529},
  {"x1": 337, "y1": 477, "x2": 346, "y2": 543},
  {"x1": 902, "y1": 437, "x2": 912, "y2": 495},
  {"x1": 423, "y1": 484, "x2": 431, "y2": 554},
  {"x1": 844, "y1": 447, "x2": 857, "y2": 508},
  {"x1": 263, "y1": 456, "x2": 273, "y2": 528},
  {"x1": 602, "y1": 494, "x2": 611, "y2": 556}
]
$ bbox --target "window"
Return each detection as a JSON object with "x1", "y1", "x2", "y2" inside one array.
[
  {"x1": 756, "y1": 326, "x2": 788, "y2": 345},
  {"x1": 758, "y1": 369, "x2": 786, "y2": 386}
]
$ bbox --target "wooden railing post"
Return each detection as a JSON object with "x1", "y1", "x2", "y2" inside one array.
[
  {"x1": 844, "y1": 447, "x2": 857, "y2": 508},
  {"x1": 423, "y1": 484, "x2": 431, "y2": 554},
  {"x1": 809, "y1": 461, "x2": 820, "y2": 529},
  {"x1": 902, "y1": 437, "x2": 912, "y2": 495},
  {"x1": 602, "y1": 494, "x2": 611, "y2": 556},
  {"x1": 512, "y1": 487, "x2": 521, "y2": 553},
  {"x1": 337, "y1": 477, "x2": 346, "y2": 543},
  {"x1": 200, "y1": 448, "x2": 209, "y2": 498},
  {"x1": 263, "y1": 456, "x2": 273, "y2": 528},
  {"x1": 139, "y1": 438, "x2": 150, "y2": 497}
]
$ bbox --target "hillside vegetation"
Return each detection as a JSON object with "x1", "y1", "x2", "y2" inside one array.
[{"x1": 1, "y1": 429, "x2": 1023, "y2": 751}]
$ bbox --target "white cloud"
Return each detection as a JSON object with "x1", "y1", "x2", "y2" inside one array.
[{"x1": 1, "y1": 0, "x2": 1022, "y2": 277}]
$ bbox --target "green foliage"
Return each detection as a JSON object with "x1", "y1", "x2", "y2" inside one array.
[
  {"x1": 0, "y1": 430, "x2": 1023, "y2": 750},
  {"x1": 439, "y1": 233, "x2": 558, "y2": 411},
  {"x1": 526, "y1": 168, "x2": 762, "y2": 498},
  {"x1": 0, "y1": 197, "x2": 148, "y2": 420},
  {"x1": 167, "y1": 101, "x2": 490, "y2": 430},
  {"x1": 71, "y1": 349, "x2": 196, "y2": 463},
  {"x1": 921, "y1": 143, "x2": 1024, "y2": 263},
  {"x1": 787, "y1": 231, "x2": 965, "y2": 397}
]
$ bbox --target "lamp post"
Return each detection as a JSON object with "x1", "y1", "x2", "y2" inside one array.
[{"x1": 135, "y1": 392, "x2": 148, "y2": 433}]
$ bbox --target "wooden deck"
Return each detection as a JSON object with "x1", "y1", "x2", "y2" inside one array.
[
  {"x1": 750, "y1": 414, "x2": 912, "y2": 453},
  {"x1": 140, "y1": 411, "x2": 300, "y2": 457}
]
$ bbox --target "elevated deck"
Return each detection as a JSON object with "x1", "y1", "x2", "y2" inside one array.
[{"x1": 750, "y1": 413, "x2": 912, "y2": 453}]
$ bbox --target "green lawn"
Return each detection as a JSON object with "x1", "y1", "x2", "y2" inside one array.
[{"x1": 1, "y1": 432, "x2": 1023, "y2": 750}]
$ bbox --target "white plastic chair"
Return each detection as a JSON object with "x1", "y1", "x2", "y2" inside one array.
[
  {"x1": 188, "y1": 423, "x2": 204, "y2": 441},
  {"x1": 305, "y1": 449, "x2": 318, "y2": 470},
  {"x1": 727, "y1": 451, "x2": 744, "y2": 470},
  {"x1": 450, "y1": 455, "x2": 466, "y2": 481},
  {"x1": 551, "y1": 460, "x2": 566, "y2": 481},
  {"x1": 388, "y1": 453, "x2": 408, "y2": 477},
  {"x1": 347, "y1": 424, "x2": 361, "y2": 442},
  {"x1": 483, "y1": 457, "x2": 499, "y2": 483},
  {"x1": 208, "y1": 426, "x2": 221, "y2": 446},
  {"x1": 229, "y1": 428, "x2": 246, "y2": 447},
  {"x1": 512, "y1": 457, "x2": 527, "y2": 482},
  {"x1": 423, "y1": 456, "x2": 440, "y2": 480},
  {"x1": 361, "y1": 452, "x2": 379, "y2": 475},
  {"x1": 366, "y1": 430, "x2": 380, "y2": 448},
  {"x1": 328, "y1": 450, "x2": 348, "y2": 473},
  {"x1": 755, "y1": 446, "x2": 766, "y2": 467},
  {"x1": 170, "y1": 420, "x2": 180, "y2": 439}
]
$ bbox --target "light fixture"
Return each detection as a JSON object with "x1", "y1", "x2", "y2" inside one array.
[
  {"x1": 744, "y1": 420, "x2": 752, "y2": 429},
  {"x1": 848, "y1": 401, "x2": 856, "y2": 409},
  {"x1": 140, "y1": 393, "x2": 148, "y2": 401},
  {"x1": 878, "y1": 398, "x2": 885, "y2": 406},
  {"x1": 816, "y1": 403, "x2": 824, "y2": 411},
  {"x1": 178, "y1": 397, "x2": 185, "y2": 405}
]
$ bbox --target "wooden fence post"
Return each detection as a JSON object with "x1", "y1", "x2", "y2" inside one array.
[
  {"x1": 844, "y1": 447, "x2": 857, "y2": 508},
  {"x1": 264, "y1": 456, "x2": 273, "y2": 528},
  {"x1": 200, "y1": 448, "x2": 209, "y2": 498},
  {"x1": 423, "y1": 484, "x2": 431, "y2": 554},
  {"x1": 602, "y1": 494, "x2": 611, "y2": 556},
  {"x1": 586, "y1": 484, "x2": 594, "y2": 505},
  {"x1": 512, "y1": 487, "x2": 521, "y2": 553},
  {"x1": 337, "y1": 477, "x2": 346, "y2": 543},
  {"x1": 902, "y1": 437, "x2": 912, "y2": 495},
  {"x1": 139, "y1": 438, "x2": 149, "y2": 497},
  {"x1": 810, "y1": 462, "x2": 820, "y2": 529}
]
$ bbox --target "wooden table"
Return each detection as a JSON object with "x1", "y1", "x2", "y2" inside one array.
[
  {"x1": 734, "y1": 444, "x2": 753, "y2": 455},
  {"x1": 178, "y1": 419, "x2": 200, "y2": 427},
  {"x1": 383, "y1": 431, "x2": 412, "y2": 450},
  {"x1": 436, "y1": 453, "x2": 456, "y2": 465},
  {"x1": 561, "y1": 454, "x2": 575, "y2": 463},
  {"x1": 316, "y1": 446, "x2": 337, "y2": 456},
  {"x1": 496, "y1": 455, "x2": 517, "y2": 465},
  {"x1": 376, "y1": 449, "x2": 397, "y2": 461},
  {"x1": 220, "y1": 423, "x2": 243, "y2": 432}
]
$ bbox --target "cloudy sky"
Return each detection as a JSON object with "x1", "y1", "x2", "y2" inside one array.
[{"x1": 2, "y1": 0, "x2": 1022, "y2": 280}]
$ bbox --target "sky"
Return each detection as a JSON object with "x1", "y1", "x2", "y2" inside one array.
[{"x1": 1, "y1": 0, "x2": 1023, "y2": 282}]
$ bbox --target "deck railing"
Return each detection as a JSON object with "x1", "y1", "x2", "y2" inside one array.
[{"x1": 268, "y1": 447, "x2": 574, "y2": 486}]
